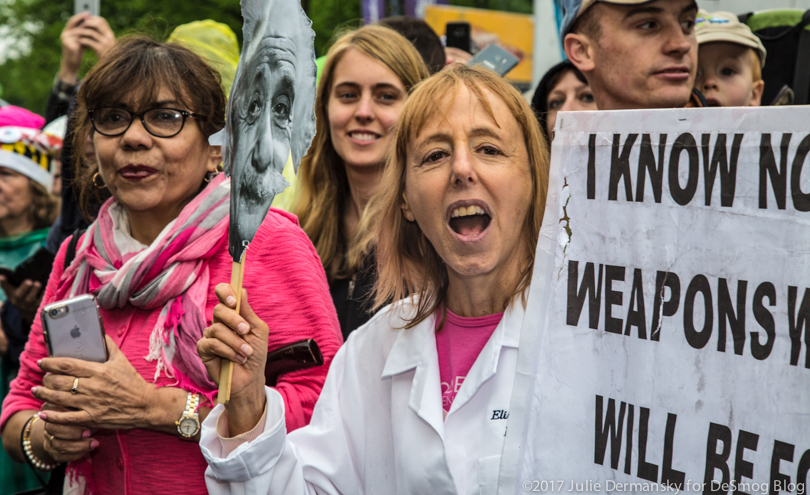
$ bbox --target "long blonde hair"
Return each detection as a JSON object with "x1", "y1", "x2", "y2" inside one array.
[
  {"x1": 293, "y1": 25, "x2": 429, "y2": 281},
  {"x1": 370, "y1": 64, "x2": 550, "y2": 328}
]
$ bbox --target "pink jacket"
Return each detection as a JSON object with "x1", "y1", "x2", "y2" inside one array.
[{"x1": 0, "y1": 208, "x2": 343, "y2": 495}]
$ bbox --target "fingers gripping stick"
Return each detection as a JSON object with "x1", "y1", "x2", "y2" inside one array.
[{"x1": 217, "y1": 257, "x2": 246, "y2": 404}]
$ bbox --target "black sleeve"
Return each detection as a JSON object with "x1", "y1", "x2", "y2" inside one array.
[
  {"x1": 1, "y1": 302, "x2": 30, "y2": 370},
  {"x1": 44, "y1": 76, "x2": 79, "y2": 125},
  {"x1": 53, "y1": 91, "x2": 92, "y2": 245},
  {"x1": 44, "y1": 89, "x2": 71, "y2": 125}
]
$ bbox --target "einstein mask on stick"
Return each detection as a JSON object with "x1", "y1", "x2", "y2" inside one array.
[
  {"x1": 223, "y1": 0, "x2": 316, "y2": 263},
  {"x1": 214, "y1": 0, "x2": 316, "y2": 404}
]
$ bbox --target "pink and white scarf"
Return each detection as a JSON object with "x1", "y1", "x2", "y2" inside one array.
[{"x1": 55, "y1": 173, "x2": 230, "y2": 403}]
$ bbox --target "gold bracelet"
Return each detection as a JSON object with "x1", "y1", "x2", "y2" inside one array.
[{"x1": 22, "y1": 415, "x2": 59, "y2": 471}]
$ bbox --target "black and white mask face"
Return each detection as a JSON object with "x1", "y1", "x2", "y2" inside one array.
[{"x1": 224, "y1": 0, "x2": 317, "y2": 260}]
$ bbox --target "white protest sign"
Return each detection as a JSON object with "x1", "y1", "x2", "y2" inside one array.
[{"x1": 503, "y1": 107, "x2": 810, "y2": 495}]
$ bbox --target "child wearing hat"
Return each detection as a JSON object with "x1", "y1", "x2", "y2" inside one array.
[{"x1": 695, "y1": 10, "x2": 767, "y2": 107}]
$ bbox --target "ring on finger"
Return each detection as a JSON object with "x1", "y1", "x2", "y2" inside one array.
[{"x1": 71, "y1": 377, "x2": 80, "y2": 395}]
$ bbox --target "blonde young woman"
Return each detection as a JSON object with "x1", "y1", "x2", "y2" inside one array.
[
  {"x1": 293, "y1": 25, "x2": 429, "y2": 338},
  {"x1": 198, "y1": 64, "x2": 550, "y2": 495}
]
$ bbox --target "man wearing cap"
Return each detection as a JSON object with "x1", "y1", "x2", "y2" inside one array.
[
  {"x1": 561, "y1": 0, "x2": 700, "y2": 110},
  {"x1": 694, "y1": 9, "x2": 767, "y2": 107}
]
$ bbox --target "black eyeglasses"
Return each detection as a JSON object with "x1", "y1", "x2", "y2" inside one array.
[{"x1": 88, "y1": 107, "x2": 207, "y2": 138}]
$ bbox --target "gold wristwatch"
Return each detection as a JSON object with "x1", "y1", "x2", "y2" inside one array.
[{"x1": 176, "y1": 392, "x2": 201, "y2": 438}]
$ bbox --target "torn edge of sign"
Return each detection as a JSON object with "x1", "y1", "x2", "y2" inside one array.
[{"x1": 557, "y1": 177, "x2": 573, "y2": 279}]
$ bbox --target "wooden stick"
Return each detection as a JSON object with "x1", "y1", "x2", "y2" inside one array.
[{"x1": 217, "y1": 258, "x2": 246, "y2": 404}]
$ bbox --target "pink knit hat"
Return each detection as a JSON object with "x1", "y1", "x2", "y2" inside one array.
[{"x1": 0, "y1": 105, "x2": 45, "y2": 130}]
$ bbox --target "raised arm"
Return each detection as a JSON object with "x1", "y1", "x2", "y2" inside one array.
[
  {"x1": 233, "y1": 210, "x2": 343, "y2": 431},
  {"x1": 198, "y1": 285, "x2": 358, "y2": 494}
]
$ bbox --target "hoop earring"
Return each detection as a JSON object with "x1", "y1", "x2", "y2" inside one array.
[
  {"x1": 92, "y1": 172, "x2": 107, "y2": 189},
  {"x1": 203, "y1": 171, "x2": 218, "y2": 183}
]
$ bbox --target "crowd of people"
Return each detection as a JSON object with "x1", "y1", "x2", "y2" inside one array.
[{"x1": 0, "y1": 0, "x2": 799, "y2": 493}]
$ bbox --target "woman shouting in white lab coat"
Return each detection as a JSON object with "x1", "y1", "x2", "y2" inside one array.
[{"x1": 196, "y1": 63, "x2": 550, "y2": 495}]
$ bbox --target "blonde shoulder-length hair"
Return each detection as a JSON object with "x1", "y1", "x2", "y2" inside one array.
[
  {"x1": 368, "y1": 64, "x2": 550, "y2": 328},
  {"x1": 293, "y1": 24, "x2": 430, "y2": 281}
]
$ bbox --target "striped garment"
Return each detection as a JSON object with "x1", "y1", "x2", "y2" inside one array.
[{"x1": 55, "y1": 173, "x2": 230, "y2": 402}]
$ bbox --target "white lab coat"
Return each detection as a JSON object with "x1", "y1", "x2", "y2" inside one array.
[{"x1": 201, "y1": 298, "x2": 524, "y2": 495}]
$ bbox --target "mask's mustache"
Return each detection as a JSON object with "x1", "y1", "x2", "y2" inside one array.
[
  {"x1": 236, "y1": 158, "x2": 290, "y2": 206},
  {"x1": 239, "y1": 169, "x2": 274, "y2": 204}
]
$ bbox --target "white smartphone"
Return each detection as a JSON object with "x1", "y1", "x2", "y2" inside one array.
[
  {"x1": 42, "y1": 294, "x2": 108, "y2": 363},
  {"x1": 74, "y1": 0, "x2": 100, "y2": 17}
]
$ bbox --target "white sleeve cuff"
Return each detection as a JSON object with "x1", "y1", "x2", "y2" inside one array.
[
  {"x1": 216, "y1": 401, "x2": 269, "y2": 456},
  {"x1": 201, "y1": 387, "x2": 287, "y2": 482}
]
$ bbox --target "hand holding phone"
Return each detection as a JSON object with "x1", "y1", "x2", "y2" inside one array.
[
  {"x1": 62, "y1": 3, "x2": 113, "y2": 85},
  {"x1": 445, "y1": 47, "x2": 473, "y2": 65},
  {"x1": 34, "y1": 331, "x2": 164, "y2": 433},
  {"x1": 0, "y1": 247, "x2": 55, "y2": 287},
  {"x1": 0, "y1": 278, "x2": 44, "y2": 323}
]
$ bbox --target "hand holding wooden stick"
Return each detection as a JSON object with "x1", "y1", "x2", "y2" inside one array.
[{"x1": 217, "y1": 258, "x2": 246, "y2": 404}]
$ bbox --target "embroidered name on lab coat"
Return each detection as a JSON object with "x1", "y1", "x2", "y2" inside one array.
[{"x1": 490, "y1": 409, "x2": 509, "y2": 420}]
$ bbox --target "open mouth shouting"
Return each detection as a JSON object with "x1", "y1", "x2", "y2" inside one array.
[{"x1": 447, "y1": 200, "x2": 492, "y2": 240}]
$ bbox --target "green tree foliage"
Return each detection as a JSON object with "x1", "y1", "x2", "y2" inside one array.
[
  {"x1": 0, "y1": 0, "x2": 243, "y2": 115},
  {"x1": 0, "y1": 0, "x2": 531, "y2": 117},
  {"x1": 307, "y1": 0, "x2": 362, "y2": 56}
]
